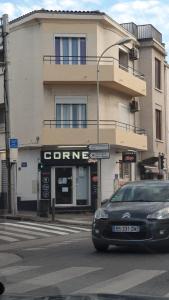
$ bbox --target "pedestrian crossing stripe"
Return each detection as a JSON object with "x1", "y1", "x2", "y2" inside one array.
[
  {"x1": 0, "y1": 230, "x2": 36, "y2": 240},
  {"x1": 4, "y1": 267, "x2": 167, "y2": 295},
  {"x1": 74, "y1": 269, "x2": 166, "y2": 294},
  {"x1": 0, "y1": 265, "x2": 39, "y2": 276},
  {"x1": 0, "y1": 224, "x2": 50, "y2": 237},
  {"x1": 0, "y1": 221, "x2": 91, "y2": 243},
  {"x1": 19, "y1": 221, "x2": 81, "y2": 233},
  {"x1": 1, "y1": 222, "x2": 69, "y2": 235},
  {"x1": 6, "y1": 267, "x2": 101, "y2": 294}
]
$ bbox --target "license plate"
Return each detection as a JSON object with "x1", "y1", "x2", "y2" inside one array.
[{"x1": 112, "y1": 225, "x2": 140, "y2": 233}]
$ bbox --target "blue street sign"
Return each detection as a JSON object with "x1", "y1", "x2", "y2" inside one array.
[{"x1": 9, "y1": 138, "x2": 18, "y2": 148}]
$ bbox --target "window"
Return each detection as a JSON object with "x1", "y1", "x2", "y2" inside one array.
[
  {"x1": 155, "y1": 109, "x2": 162, "y2": 140},
  {"x1": 0, "y1": 105, "x2": 5, "y2": 129},
  {"x1": 119, "y1": 49, "x2": 128, "y2": 71},
  {"x1": 56, "y1": 98, "x2": 87, "y2": 128},
  {"x1": 55, "y1": 37, "x2": 86, "y2": 65},
  {"x1": 119, "y1": 161, "x2": 131, "y2": 179},
  {"x1": 155, "y1": 58, "x2": 161, "y2": 89}
]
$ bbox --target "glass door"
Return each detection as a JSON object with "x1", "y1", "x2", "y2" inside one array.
[{"x1": 55, "y1": 167, "x2": 73, "y2": 205}]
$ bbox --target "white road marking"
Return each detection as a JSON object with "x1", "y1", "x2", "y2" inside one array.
[
  {"x1": 63, "y1": 225, "x2": 91, "y2": 232},
  {"x1": 0, "y1": 265, "x2": 39, "y2": 276},
  {"x1": 0, "y1": 230, "x2": 36, "y2": 240},
  {"x1": 74, "y1": 269, "x2": 166, "y2": 294},
  {"x1": 0, "y1": 224, "x2": 50, "y2": 237},
  {"x1": 19, "y1": 221, "x2": 80, "y2": 233},
  {"x1": 7, "y1": 267, "x2": 101, "y2": 294},
  {"x1": 2, "y1": 222, "x2": 68, "y2": 235},
  {"x1": 0, "y1": 235, "x2": 18, "y2": 242}
]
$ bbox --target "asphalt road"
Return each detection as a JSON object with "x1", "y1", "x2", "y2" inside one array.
[{"x1": 1, "y1": 220, "x2": 169, "y2": 298}]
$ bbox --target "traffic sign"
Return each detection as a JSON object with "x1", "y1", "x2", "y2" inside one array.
[
  {"x1": 9, "y1": 138, "x2": 18, "y2": 148},
  {"x1": 88, "y1": 143, "x2": 109, "y2": 151},
  {"x1": 89, "y1": 151, "x2": 110, "y2": 159}
]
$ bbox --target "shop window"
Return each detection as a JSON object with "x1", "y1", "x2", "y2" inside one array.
[
  {"x1": 55, "y1": 36, "x2": 86, "y2": 64},
  {"x1": 119, "y1": 160, "x2": 131, "y2": 179}
]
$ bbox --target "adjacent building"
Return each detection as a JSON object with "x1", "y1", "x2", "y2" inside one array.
[{"x1": 0, "y1": 10, "x2": 167, "y2": 212}]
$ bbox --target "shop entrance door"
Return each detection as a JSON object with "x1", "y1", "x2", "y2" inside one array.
[{"x1": 55, "y1": 167, "x2": 73, "y2": 205}]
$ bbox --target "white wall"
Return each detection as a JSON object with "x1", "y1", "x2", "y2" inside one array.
[{"x1": 17, "y1": 149, "x2": 40, "y2": 201}]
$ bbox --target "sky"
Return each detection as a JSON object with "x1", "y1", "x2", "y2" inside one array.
[{"x1": 0, "y1": 0, "x2": 169, "y2": 56}]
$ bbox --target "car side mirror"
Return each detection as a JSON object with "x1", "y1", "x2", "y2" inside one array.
[{"x1": 101, "y1": 198, "x2": 109, "y2": 205}]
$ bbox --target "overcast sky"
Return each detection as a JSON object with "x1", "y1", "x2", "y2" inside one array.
[{"x1": 0, "y1": 0, "x2": 169, "y2": 56}]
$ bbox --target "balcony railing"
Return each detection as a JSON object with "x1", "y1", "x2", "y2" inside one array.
[
  {"x1": 43, "y1": 55, "x2": 145, "y2": 80},
  {"x1": 43, "y1": 119, "x2": 146, "y2": 135}
]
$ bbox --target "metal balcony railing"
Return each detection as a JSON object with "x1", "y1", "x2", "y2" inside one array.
[
  {"x1": 43, "y1": 55, "x2": 145, "y2": 80},
  {"x1": 43, "y1": 119, "x2": 146, "y2": 135}
]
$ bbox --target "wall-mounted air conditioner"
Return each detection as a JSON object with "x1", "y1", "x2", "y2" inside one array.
[
  {"x1": 129, "y1": 99, "x2": 140, "y2": 113},
  {"x1": 129, "y1": 47, "x2": 139, "y2": 60}
]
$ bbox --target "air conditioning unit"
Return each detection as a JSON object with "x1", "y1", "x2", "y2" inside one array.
[
  {"x1": 129, "y1": 47, "x2": 139, "y2": 60},
  {"x1": 129, "y1": 99, "x2": 140, "y2": 113}
]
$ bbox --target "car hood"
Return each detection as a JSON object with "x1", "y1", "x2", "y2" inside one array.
[{"x1": 104, "y1": 201, "x2": 169, "y2": 220}]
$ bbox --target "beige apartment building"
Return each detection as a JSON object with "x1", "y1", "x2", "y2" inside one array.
[{"x1": 0, "y1": 10, "x2": 167, "y2": 212}]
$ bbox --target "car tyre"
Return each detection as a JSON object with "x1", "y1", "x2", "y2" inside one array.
[
  {"x1": 92, "y1": 239, "x2": 109, "y2": 252},
  {"x1": 0, "y1": 282, "x2": 5, "y2": 295}
]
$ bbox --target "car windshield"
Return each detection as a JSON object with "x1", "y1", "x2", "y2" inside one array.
[{"x1": 110, "y1": 184, "x2": 169, "y2": 202}]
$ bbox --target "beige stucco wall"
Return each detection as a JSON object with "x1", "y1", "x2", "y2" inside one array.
[{"x1": 8, "y1": 22, "x2": 44, "y2": 146}]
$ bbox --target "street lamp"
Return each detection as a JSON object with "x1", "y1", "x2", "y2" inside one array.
[{"x1": 96, "y1": 36, "x2": 135, "y2": 209}]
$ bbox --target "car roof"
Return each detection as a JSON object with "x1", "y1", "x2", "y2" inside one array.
[{"x1": 125, "y1": 180, "x2": 169, "y2": 186}]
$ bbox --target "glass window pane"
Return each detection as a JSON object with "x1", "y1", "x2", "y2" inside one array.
[
  {"x1": 81, "y1": 104, "x2": 87, "y2": 128},
  {"x1": 80, "y1": 38, "x2": 86, "y2": 64},
  {"x1": 72, "y1": 38, "x2": 78, "y2": 64},
  {"x1": 56, "y1": 104, "x2": 61, "y2": 127},
  {"x1": 55, "y1": 38, "x2": 60, "y2": 64},
  {"x1": 63, "y1": 104, "x2": 71, "y2": 127},
  {"x1": 72, "y1": 104, "x2": 79, "y2": 128},
  {"x1": 62, "y1": 38, "x2": 69, "y2": 64}
]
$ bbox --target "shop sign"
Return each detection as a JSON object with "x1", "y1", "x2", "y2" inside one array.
[
  {"x1": 122, "y1": 151, "x2": 136, "y2": 163},
  {"x1": 41, "y1": 150, "x2": 90, "y2": 166}
]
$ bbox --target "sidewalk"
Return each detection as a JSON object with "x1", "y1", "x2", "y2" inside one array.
[{"x1": 0, "y1": 210, "x2": 93, "y2": 226}]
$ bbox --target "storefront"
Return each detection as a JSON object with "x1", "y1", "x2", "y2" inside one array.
[{"x1": 40, "y1": 149, "x2": 97, "y2": 211}]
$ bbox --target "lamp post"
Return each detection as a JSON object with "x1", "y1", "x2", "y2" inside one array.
[{"x1": 96, "y1": 36, "x2": 135, "y2": 209}]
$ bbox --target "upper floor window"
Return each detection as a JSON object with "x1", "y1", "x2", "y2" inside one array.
[
  {"x1": 55, "y1": 36, "x2": 86, "y2": 65},
  {"x1": 55, "y1": 97, "x2": 87, "y2": 128},
  {"x1": 119, "y1": 49, "x2": 128, "y2": 71},
  {"x1": 155, "y1": 58, "x2": 161, "y2": 90},
  {"x1": 155, "y1": 108, "x2": 162, "y2": 140}
]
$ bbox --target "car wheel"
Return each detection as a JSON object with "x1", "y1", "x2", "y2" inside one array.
[
  {"x1": 0, "y1": 282, "x2": 5, "y2": 295},
  {"x1": 92, "y1": 239, "x2": 109, "y2": 252}
]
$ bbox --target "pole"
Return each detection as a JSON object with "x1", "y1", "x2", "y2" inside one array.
[
  {"x1": 2, "y1": 14, "x2": 11, "y2": 213},
  {"x1": 52, "y1": 198, "x2": 55, "y2": 222},
  {"x1": 96, "y1": 62, "x2": 101, "y2": 209},
  {"x1": 96, "y1": 38, "x2": 134, "y2": 209}
]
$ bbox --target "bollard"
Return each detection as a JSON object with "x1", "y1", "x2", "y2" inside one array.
[{"x1": 52, "y1": 198, "x2": 55, "y2": 222}]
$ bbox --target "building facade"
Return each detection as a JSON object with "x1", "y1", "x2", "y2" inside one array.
[
  {"x1": 1, "y1": 10, "x2": 166, "y2": 212},
  {"x1": 121, "y1": 22, "x2": 168, "y2": 179}
]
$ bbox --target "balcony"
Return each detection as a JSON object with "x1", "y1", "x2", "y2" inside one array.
[
  {"x1": 41, "y1": 120, "x2": 147, "y2": 151},
  {"x1": 43, "y1": 56, "x2": 146, "y2": 97}
]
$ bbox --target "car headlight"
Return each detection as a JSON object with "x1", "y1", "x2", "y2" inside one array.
[
  {"x1": 147, "y1": 208, "x2": 169, "y2": 220},
  {"x1": 94, "y1": 208, "x2": 109, "y2": 220}
]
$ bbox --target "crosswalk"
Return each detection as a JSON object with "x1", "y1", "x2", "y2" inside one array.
[
  {"x1": 0, "y1": 221, "x2": 91, "y2": 244},
  {"x1": 1, "y1": 264, "x2": 169, "y2": 297}
]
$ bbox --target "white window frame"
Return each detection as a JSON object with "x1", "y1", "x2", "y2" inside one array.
[
  {"x1": 54, "y1": 34, "x2": 87, "y2": 65},
  {"x1": 55, "y1": 96, "x2": 87, "y2": 128}
]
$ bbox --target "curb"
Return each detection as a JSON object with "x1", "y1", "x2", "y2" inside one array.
[{"x1": 0, "y1": 214, "x2": 92, "y2": 227}]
